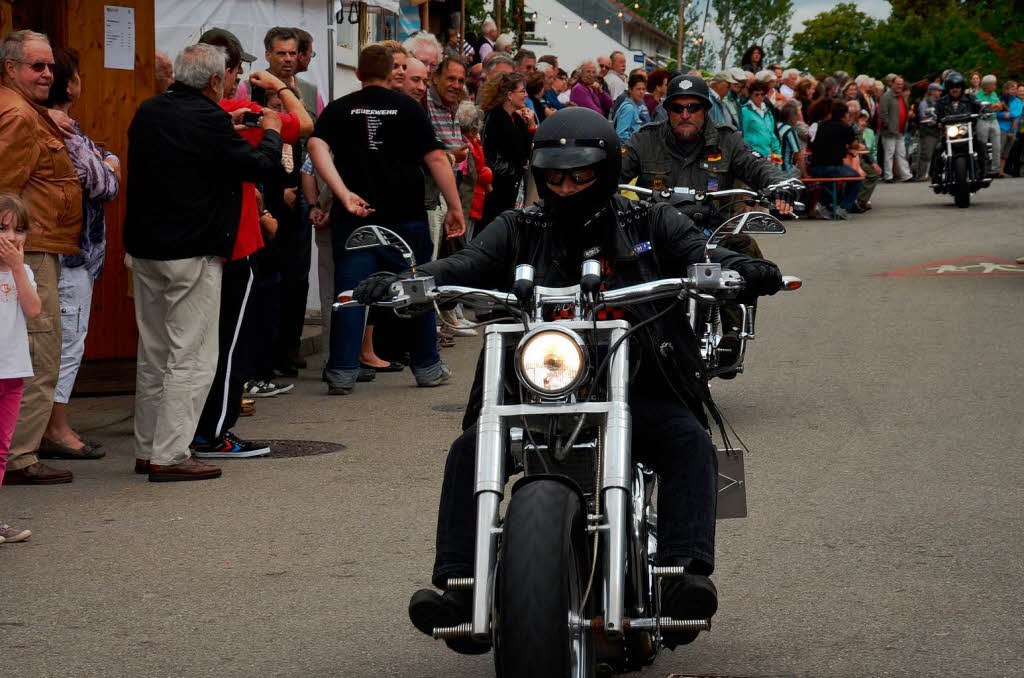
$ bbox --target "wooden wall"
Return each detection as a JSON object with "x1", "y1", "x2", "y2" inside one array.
[
  {"x1": 11, "y1": 0, "x2": 155, "y2": 359},
  {"x1": 66, "y1": 0, "x2": 155, "y2": 359}
]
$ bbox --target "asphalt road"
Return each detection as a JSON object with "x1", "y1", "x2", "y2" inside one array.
[{"x1": 3, "y1": 179, "x2": 1023, "y2": 678}]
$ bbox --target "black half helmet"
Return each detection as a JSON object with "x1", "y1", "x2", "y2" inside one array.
[
  {"x1": 944, "y1": 71, "x2": 966, "y2": 94},
  {"x1": 531, "y1": 107, "x2": 621, "y2": 213}
]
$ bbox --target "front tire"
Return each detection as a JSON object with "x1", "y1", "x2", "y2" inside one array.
[
  {"x1": 953, "y1": 155, "x2": 971, "y2": 208},
  {"x1": 495, "y1": 480, "x2": 595, "y2": 678}
]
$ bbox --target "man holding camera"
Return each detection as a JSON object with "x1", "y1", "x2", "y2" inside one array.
[{"x1": 124, "y1": 43, "x2": 286, "y2": 481}]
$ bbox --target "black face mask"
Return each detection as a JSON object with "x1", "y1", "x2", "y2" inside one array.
[{"x1": 543, "y1": 180, "x2": 610, "y2": 229}]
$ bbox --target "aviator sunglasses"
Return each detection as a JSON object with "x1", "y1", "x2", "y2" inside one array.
[
  {"x1": 15, "y1": 60, "x2": 55, "y2": 73},
  {"x1": 666, "y1": 101, "x2": 704, "y2": 115}
]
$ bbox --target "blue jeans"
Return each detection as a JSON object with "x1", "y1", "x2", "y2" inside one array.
[
  {"x1": 809, "y1": 165, "x2": 863, "y2": 211},
  {"x1": 326, "y1": 219, "x2": 441, "y2": 387}
]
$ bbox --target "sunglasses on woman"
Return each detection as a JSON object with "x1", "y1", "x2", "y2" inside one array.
[
  {"x1": 543, "y1": 166, "x2": 597, "y2": 186},
  {"x1": 666, "y1": 102, "x2": 703, "y2": 115}
]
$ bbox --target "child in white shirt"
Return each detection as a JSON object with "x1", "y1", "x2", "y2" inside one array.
[{"x1": 0, "y1": 194, "x2": 41, "y2": 544}]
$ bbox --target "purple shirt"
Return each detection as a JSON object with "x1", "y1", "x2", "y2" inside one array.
[{"x1": 570, "y1": 82, "x2": 612, "y2": 116}]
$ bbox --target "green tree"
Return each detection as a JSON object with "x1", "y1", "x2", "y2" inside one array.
[
  {"x1": 789, "y1": 3, "x2": 877, "y2": 75},
  {"x1": 712, "y1": 0, "x2": 794, "y2": 68}
]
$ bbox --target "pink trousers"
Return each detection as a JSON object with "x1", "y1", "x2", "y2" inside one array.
[{"x1": 0, "y1": 377, "x2": 24, "y2": 486}]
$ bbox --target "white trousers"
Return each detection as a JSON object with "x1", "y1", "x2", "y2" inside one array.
[
  {"x1": 54, "y1": 264, "x2": 93, "y2": 403},
  {"x1": 882, "y1": 134, "x2": 911, "y2": 181}
]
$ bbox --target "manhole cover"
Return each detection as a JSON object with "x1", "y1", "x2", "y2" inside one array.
[
  {"x1": 432, "y1": 403, "x2": 466, "y2": 413},
  {"x1": 253, "y1": 439, "x2": 345, "y2": 458}
]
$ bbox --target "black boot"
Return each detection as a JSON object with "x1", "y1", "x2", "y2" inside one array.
[
  {"x1": 659, "y1": 557, "x2": 718, "y2": 649},
  {"x1": 408, "y1": 589, "x2": 490, "y2": 655}
]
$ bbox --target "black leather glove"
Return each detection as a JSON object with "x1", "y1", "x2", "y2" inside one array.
[
  {"x1": 733, "y1": 259, "x2": 783, "y2": 300},
  {"x1": 353, "y1": 271, "x2": 400, "y2": 305},
  {"x1": 763, "y1": 183, "x2": 797, "y2": 208}
]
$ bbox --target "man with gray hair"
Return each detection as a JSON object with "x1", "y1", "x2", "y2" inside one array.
[
  {"x1": 124, "y1": 43, "x2": 285, "y2": 482},
  {"x1": 0, "y1": 29, "x2": 82, "y2": 484},
  {"x1": 974, "y1": 74, "x2": 1003, "y2": 174},
  {"x1": 403, "y1": 31, "x2": 441, "y2": 74},
  {"x1": 482, "y1": 53, "x2": 514, "y2": 82},
  {"x1": 477, "y1": 18, "x2": 498, "y2": 62},
  {"x1": 779, "y1": 68, "x2": 799, "y2": 100},
  {"x1": 604, "y1": 50, "x2": 628, "y2": 100}
]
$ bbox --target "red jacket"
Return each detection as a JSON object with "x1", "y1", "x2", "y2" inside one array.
[
  {"x1": 218, "y1": 98, "x2": 301, "y2": 260},
  {"x1": 468, "y1": 135, "x2": 492, "y2": 220}
]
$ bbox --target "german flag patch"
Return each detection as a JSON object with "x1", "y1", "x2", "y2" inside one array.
[{"x1": 707, "y1": 152, "x2": 722, "y2": 162}]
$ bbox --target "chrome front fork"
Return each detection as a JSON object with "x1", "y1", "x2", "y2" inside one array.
[
  {"x1": 601, "y1": 327, "x2": 631, "y2": 636},
  {"x1": 471, "y1": 330, "x2": 506, "y2": 642}
]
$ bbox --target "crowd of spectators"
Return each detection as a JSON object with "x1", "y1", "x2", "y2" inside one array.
[{"x1": 1, "y1": 21, "x2": 1023, "y2": 542}]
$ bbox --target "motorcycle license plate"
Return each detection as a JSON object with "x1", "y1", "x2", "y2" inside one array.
[{"x1": 716, "y1": 447, "x2": 747, "y2": 519}]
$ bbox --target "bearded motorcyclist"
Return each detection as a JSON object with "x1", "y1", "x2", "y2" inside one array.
[
  {"x1": 354, "y1": 107, "x2": 785, "y2": 654},
  {"x1": 620, "y1": 74, "x2": 796, "y2": 376}
]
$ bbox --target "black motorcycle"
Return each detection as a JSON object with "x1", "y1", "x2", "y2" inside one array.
[{"x1": 932, "y1": 103, "x2": 993, "y2": 208}]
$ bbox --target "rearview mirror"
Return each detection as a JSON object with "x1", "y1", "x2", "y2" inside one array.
[
  {"x1": 738, "y1": 212, "x2": 786, "y2": 235},
  {"x1": 344, "y1": 225, "x2": 419, "y2": 272}
]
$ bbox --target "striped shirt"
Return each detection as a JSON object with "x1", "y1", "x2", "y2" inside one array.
[{"x1": 426, "y1": 85, "x2": 462, "y2": 150}]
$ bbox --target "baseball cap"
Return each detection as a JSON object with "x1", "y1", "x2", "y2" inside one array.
[
  {"x1": 728, "y1": 66, "x2": 748, "y2": 83},
  {"x1": 199, "y1": 27, "x2": 256, "y2": 63},
  {"x1": 711, "y1": 70, "x2": 737, "y2": 84}
]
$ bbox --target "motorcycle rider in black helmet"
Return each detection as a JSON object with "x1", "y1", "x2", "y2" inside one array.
[
  {"x1": 932, "y1": 71, "x2": 987, "y2": 176},
  {"x1": 355, "y1": 107, "x2": 785, "y2": 654}
]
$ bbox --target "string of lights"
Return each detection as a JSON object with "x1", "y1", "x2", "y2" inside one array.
[{"x1": 519, "y1": 3, "x2": 705, "y2": 45}]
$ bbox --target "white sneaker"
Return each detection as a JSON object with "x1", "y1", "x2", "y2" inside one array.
[
  {"x1": 445, "y1": 325, "x2": 479, "y2": 337},
  {"x1": 244, "y1": 380, "x2": 294, "y2": 397}
]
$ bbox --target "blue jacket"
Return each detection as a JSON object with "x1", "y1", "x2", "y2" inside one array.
[
  {"x1": 997, "y1": 95, "x2": 1022, "y2": 133},
  {"x1": 614, "y1": 98, "x2": 650, "y2": 142},
  {"x1": 543, "y1": 89, "x2": 565, "y2": 111},
  {"x1": 740, "y1": 101, "x2": 780, "y2": 160}
]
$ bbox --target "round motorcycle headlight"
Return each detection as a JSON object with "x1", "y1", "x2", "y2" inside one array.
[
  {"x1": 515, "y1": 328, "x2": 587, "y2": 396},
  {"x1": 946, "y1": 125, "x2": 960, "y2": 138}
]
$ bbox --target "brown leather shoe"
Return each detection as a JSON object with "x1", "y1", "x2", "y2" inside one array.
[
  {"x1": 148, "y1": 456, "x2": 222, "y2": 482},
  {"x1": 4, "y1": 462, "x2": 74, "y2": 485},
  {"x1": 134, "y1": 459, "x2": 150, "y2": 474}
]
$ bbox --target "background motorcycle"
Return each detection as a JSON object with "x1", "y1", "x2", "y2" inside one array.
[{"x1": 336, "y1": 220, "x2": 801, "y2": 677}]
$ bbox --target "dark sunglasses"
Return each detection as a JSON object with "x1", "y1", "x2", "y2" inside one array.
[
  {"x1": 543, "y1": 166, "x2": 597, "y2": 186},
  {"x1": 666, "y1": 101, "x2": 703, "y2": 114},
  {"x1": 15, "y1": 60, "x2": 54, "y2": 73}
]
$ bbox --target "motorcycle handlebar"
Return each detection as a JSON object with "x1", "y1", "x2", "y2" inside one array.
[{"x1": 335, "y1": 273, "x2": 803, "y2": 311}]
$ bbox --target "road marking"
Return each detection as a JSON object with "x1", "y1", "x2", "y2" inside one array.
[{"x1": 877, "y1": 255, "x2": 1024, "y2": 277}]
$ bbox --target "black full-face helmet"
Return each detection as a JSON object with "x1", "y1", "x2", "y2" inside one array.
[
  {"x1": 944, "y1": 71, "x2": 966, "y2": 97},
  {"x1": 531, "y1": 107, "x2": 621, "y2": 225}
]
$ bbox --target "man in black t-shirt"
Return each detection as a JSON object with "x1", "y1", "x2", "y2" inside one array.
[
  {"x1": 809, "y1": 99, "x2": 864, "y2": 218},
  {"x1": 308, "y1": 45, "x2": 465, "y2": 394}
]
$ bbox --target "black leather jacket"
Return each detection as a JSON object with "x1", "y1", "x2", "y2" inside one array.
[
  {"x1": 935, "y1": 93, "x2": 981, "y2": 123},
  {"x1": 420, "y1": 195, "x2": 755, "y2": 426}
]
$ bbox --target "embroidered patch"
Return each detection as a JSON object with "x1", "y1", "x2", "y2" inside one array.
[
  {"x1": 707, "y1": 178, "x2": 720, "y2": 192},
  {"x1": 707, "y1": 152, "x2": 722, "y2": 162},
  {"x1": 680, "y1": 80, "x2": 693, "y2": 90},
  {"x1": 633, "y1": 241, "x2": 653, "y2": 255},
  {"x1": 583, "y1": 246, "x2": 602, "y2": 258}
]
